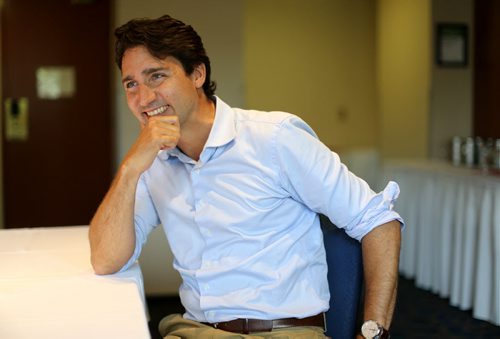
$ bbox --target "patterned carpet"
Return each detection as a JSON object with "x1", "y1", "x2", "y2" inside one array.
[{"x1": 146, "y1": 276, "x2": 500, "y2": 339}]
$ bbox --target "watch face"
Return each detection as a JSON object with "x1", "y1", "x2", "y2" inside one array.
[{"x1": 361, "y1": 320, "x2": 381, "y2": 339}]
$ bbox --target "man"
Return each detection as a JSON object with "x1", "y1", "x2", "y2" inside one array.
[{"x1": 89, "y1": 14, "x2": 403, "y2": 339}]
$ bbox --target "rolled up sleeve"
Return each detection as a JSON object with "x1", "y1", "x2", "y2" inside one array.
[
  {"x1": 119, "y1": 173, "x2": 160, "y2": 272},
  {"x1": 275, "y1": 116, "x2": 404, "y2": 241}
]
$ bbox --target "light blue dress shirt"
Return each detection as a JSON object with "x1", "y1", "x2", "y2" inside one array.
[{"x1": 123, "y1": 97, "x2": 403, "y2": 323}]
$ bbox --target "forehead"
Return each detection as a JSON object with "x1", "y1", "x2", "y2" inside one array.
[{"x1": 121, "y1": 45, "x2": 182, "y2": 76}]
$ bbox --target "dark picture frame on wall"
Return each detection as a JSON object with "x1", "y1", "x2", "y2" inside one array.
[{"x1": 436, "y1": 23, "x2": 468, "y2": 67}]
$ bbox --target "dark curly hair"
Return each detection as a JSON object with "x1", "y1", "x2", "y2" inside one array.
[{"x1": 115, "y1": 15, "x2": 216, "y2": 97}]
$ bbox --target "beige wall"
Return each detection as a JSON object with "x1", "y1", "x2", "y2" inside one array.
[
  {"x1": 244, "y1": 0, "x2": 378, "y2": 151},
  {"x1": 376, "y1": 0, "x2": 432, "y2": 159},
  {"x1": 429, "y1": 0, "x2": 473, "y2": 159}
]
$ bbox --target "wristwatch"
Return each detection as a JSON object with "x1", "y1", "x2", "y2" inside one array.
[{"x1": 361, "y1": 320, "x2": 390, "y2": 339}]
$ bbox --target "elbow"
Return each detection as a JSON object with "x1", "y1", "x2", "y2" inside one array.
[
  {"x1": 88, "y1": 227, "x2": 135, "y2": 275},
  {"x1": 90, "y1": 254, "x2": 123, "y2": 275},
  {"x1": 92, "y1": 265, "x2": 117, "y2": 276}
]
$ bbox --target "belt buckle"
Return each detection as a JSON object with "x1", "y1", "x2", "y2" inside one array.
[{"x1": 243, "y1": 318, "x2": 249, "y2": 334}]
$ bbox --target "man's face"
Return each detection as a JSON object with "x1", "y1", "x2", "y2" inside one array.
[{"x1": 120, "y1": 45, "x2": 203, "y2": 127}]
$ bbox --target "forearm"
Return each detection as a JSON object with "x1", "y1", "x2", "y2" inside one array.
[
  {"x1": 89, "y1": 115, "x2": 180, "y2": 274},
  {"x1": 89, "y1": 163, "x2": 141, "y2": 275},
  {"x1": 361, "y1": 220, "x2": 401, "y2": 329}
]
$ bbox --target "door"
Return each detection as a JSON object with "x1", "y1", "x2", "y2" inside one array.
[
  {"x1": 1, "y1": 0, "x2": 112, "y2": 228},
  {"x1": 474, "y1": 0, "x2": 500, "y2": 138}
]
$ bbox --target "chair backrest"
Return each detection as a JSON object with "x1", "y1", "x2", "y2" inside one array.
[{"x1": 320, "y1": 214, "x2": 363, "y2": 339}]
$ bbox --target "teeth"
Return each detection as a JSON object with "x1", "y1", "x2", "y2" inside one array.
[{"x1": 146, "y1": 105, "x2": 168, "y2": 116}]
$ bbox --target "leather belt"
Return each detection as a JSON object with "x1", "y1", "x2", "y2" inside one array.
[{"x1": 203, "y1": 313, "x2": 325, "y2": 334}]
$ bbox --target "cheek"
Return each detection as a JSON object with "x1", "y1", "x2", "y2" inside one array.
[
  {"x1": 126, "y1": 93, "x2": 139, "y2": 110},
  {"x1": 125, "y1": 91, "x2": 133, "y2": 103},
  {"x1": 125, "y1": 95, "x2": 143, "y2": 119}
]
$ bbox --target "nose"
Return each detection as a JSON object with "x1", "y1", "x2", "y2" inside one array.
[{"x1": 138, "y1": 84, "x2": 156, "y2": 108}]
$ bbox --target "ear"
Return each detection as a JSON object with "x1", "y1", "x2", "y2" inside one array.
[{"x1": 191, "y1": 63, "x2": 206, "y2": 89}]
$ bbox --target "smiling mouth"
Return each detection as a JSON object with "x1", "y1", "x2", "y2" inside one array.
[{"x1": 145, "y1": 105, "x2": 169, "y2": 117}]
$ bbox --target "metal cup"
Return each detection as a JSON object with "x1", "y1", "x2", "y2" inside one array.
[
  {"x1": 463, "y1": 137, "x2": 475, "y2": 167},
  {"x1": 452, "y1": 136, "x2": 462, "y2": 166}
]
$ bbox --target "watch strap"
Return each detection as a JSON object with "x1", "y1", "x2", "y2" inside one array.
[{"x1": 378, "y1": 326, "x2": 390, "y2": 339}]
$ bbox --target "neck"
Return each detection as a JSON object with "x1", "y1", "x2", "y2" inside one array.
[{"x1": 177, "y1": 95, "x2": 215, "y2": 161}]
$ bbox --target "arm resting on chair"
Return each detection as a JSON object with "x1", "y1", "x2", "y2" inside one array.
[{"x1": 360, "y1": 220, "x2": 401, "y2": 331}]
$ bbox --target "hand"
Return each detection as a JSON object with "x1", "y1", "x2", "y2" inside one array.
[{"x1": 123, "y1": 115, "x2": 180, "y2": 175}]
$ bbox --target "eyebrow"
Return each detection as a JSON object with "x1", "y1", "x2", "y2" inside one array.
[{"x1": 121, "y1": 67, "x2": 168, "y2": 84}]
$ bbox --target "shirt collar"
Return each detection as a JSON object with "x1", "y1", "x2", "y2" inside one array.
[
  {"x1": 158, "y1": 96, "x2": 236, "y2": 161},
  {"x1": 204, "y1": 96, "x2": 236, "y2": 148}
]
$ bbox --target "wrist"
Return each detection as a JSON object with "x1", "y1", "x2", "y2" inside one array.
[
  {"x1": 361, "y1": 320, "x2": 390, "y2": 339},
  {"x1": 119, "y1": 160, "x2": 144, "y2": 180}
]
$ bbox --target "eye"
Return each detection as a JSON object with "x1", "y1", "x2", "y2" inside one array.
[
  {"x1": 150, "y1": 72, "x2": 166, "y2": 83},
  {"x1": 124, "y1": 81, "x2": 137, "y2": 90}
]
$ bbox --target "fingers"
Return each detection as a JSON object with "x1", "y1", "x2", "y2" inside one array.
[
  {"x1": 147, "y1": 114, "x2": 179, "y2": 126},
  {"x1": 123, "y1": 116, "x2": 180, "y2": 175},
  {"x1": 142, "y1": 115, "x2": 180, "y2": 150},
  {"x1": 140, "y1": 113, "x2": 179, "y2": 129}
]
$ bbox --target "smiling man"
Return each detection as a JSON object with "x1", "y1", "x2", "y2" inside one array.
[{"x1": 89, "y1": 15, "x2": 403, "y2": 339}]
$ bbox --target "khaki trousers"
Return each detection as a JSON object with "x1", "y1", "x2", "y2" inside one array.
[{"x1": 159, "y1": 314, "x2": 327, "y2": 339}]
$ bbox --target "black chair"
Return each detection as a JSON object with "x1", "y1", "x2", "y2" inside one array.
[{"x1": 320, "y1": 214, "x2": 364, "y2": 339}]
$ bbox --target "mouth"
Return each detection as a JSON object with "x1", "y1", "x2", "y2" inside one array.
[{"x1": 144, "y1": 105, "x2": 170, "y2": 117}]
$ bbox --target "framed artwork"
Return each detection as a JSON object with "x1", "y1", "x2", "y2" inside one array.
[{"x1": 436, "y1": 23, "x2": 468, "y2": 67}]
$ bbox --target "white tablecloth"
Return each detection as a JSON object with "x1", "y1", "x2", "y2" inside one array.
[
  {"x1": 0, "y1": 226, "x2": 151, "y2": 339},
  {"x1": 382, "y1": 160, "x2": 500, "y2": 326}
]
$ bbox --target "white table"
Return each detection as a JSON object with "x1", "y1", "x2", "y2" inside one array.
[
  {"x1": 382, "y1": 160, "x2": 500, "y2": 326},
  {"x1": 0, "y1": 226, "x2": 151, "y2": 339}
]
